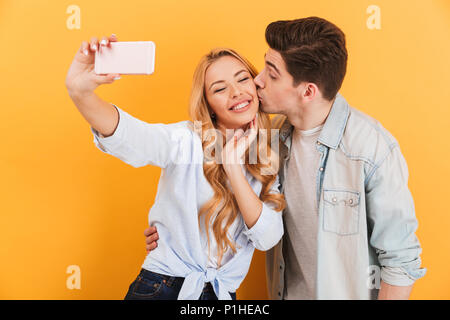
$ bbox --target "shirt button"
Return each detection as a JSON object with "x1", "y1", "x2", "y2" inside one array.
[
  {"x1": 319, "y1": 167, "x2": 324, "y2": 172},
  {"x1": 278, "y1": 292, "x2": 281, "y2": 296},
  {"x1": 332, "y1": 197, "x2": 337, "y2": 203},
  {"x1": 279, "y1": 265, "x2": 283, "y2": 270},
  {"x1": 349, "y1": 199, "x2": 353, "y2": 204},
  {"x1": 317, "y1": 141, "x2": 321, "y2": 145}
]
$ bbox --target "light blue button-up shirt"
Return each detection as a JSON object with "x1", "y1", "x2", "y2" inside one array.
[{"x1": 90, "y1": 104, "x2": 284, "y2": 300}]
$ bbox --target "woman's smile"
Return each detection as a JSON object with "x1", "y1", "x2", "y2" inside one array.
[{"x1": 229, "y1": 99, "x2": 252, "y2": 113}]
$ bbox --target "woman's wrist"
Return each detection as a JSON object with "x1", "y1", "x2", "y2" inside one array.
[{"x1": 223, "y1": 163, "x2": 244, "y2": 178}]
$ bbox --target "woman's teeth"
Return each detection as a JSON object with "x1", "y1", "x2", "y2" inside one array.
[{"x1": 232, "y1": 101, "x2": 249, "y2": 110}]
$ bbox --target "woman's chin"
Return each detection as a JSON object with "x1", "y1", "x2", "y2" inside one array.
[
  {"x1": 218, "y1": 107, "x2": 257, "y2": 131},
  {"x1": 232, "y1": 114, "x2": 256, "y2": 128}
]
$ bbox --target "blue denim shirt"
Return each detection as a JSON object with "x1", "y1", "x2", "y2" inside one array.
[
  {"x1": 90, "y1": 104, "x2": 284, "y2": 300},
  {"x1": 266, "y1": 93, "x2": 426, "y2": 299}
]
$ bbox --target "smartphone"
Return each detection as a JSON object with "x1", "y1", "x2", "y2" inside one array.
[{"x1": 94, "y1": 41, "x2": 155, "y2": 75}]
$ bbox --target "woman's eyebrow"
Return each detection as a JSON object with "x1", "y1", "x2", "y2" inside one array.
[
  {"x1": 234, "y1": 69, "x2": 248, "y2": 77},
  {"x1": 208, "y1": 69, "x2": 249, "y2": 90}
]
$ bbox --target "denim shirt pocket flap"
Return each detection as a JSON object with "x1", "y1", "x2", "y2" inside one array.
[
  {"x1": 323, "y1": 189, "x2": 361, "y2": 236},
  {"x1": 323, "y1": 190, "x2": 360, "y2": 207}
]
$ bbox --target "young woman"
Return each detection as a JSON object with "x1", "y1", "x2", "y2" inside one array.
[{"x1": 65, "y1": 34, "x2": 285, "y2": 300}]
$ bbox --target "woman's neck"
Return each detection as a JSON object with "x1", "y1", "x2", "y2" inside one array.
[{"x1": 216, "y1": 122, "x2": 245, "y2": 142}]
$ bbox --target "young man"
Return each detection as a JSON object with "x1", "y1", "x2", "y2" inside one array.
[{"x1": 145, "y1": 17, "x2": 426, "y2": 299}]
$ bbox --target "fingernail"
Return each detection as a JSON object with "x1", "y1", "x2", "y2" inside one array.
[
  {"x1": 83, "y1": 49, "x2": 89, "y2": 56},
  {"x1": 92, "y1": 44, "x2": 97, "y2": 50},
  {"x1": 100, "y1": 40, "x2": 107, "y2": 46}
]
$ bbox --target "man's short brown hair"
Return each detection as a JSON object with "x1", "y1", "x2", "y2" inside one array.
[{"x1": 265, "y1": 17, "x2": 348, "y2": 101}]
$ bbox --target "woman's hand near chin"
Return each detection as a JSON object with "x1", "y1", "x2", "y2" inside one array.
[
  {"x1": 222, "y1": 114, "x2": 258, "y2": 174},
  {"x1": 221, "y1": 114, "x2": 262, "y2": 228}
]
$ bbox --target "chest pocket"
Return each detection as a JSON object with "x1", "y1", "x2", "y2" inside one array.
[{"x1": 323, "y1": 189, "x2": 360, "y2": 236}]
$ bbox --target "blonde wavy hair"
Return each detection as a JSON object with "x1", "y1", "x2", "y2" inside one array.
[{"x1": 188, "y1": 48, "x2": 286, "y2": 267}]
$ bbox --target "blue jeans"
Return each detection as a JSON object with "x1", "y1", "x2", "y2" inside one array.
[{"x1": 124, "y1": 268, "x2": 237, "y2": 300}]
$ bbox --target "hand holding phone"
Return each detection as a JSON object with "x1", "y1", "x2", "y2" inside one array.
[
  {"x1": 95, "y1": 41, "x2": 156, "y2": 75},
  {"x1": 66, "y1": 34, "x2": 123, "y2": 95}
]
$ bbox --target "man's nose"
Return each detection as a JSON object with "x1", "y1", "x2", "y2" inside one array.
[{"x1": 254, "y1": 73, "x2": 264, "y2": 89}]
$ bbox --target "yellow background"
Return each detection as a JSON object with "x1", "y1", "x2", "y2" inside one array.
[{"x1": 1, "y1": 0, "x2": 449, "y2": 299}]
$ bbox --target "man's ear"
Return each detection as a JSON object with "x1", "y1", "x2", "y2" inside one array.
[{"x1": 302, "y1": 82, "x2": 319, "y2": 101}]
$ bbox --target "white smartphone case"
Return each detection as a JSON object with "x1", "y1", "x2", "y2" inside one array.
[{"x1": 94, "y1": 41, "x2": 155, "y2": 75}]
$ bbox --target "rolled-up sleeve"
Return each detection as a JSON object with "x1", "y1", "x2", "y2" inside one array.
[
  {"x1": 365, "y1": 144, "x2": 426, "y2": 286},
  {"x1": 242, "y1": 176, "x2": 284, "y2": 251},
  {"x1": 91, "y1": 104, "x2": 191, "y2": 168},
  {"x1": 380, "y1": 266, "x2": 417, "y2": 286}
]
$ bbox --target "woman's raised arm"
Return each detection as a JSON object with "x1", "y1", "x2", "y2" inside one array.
[{"x1": 65, "y1": 34, "x2": 121, "y2": 137}]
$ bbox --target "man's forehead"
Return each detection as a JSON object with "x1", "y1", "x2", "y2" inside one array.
[
  {"x1": 264, "y1": 48, "x2": 281, "y2": 60},
  {"x1": 264, "y1": 48, "x2": 284, "y2": 74}
]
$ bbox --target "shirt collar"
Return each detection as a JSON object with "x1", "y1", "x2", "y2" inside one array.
[
  {"x1": 279, "y1": 93, "x2": 350, "y2": 150},
  {"x1": 317, "y1": 93, "x2": 350, "y2": 149}
]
